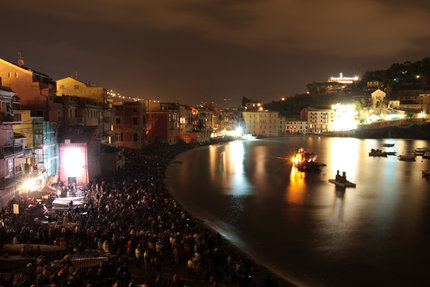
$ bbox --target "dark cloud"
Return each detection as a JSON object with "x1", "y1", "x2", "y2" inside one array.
[{"x1": 1, "y1": 0, "x2": 429, "y2": 105}]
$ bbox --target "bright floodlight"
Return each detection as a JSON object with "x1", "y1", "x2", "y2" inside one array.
[{"x1": 331, "y1": 103, "x2": 357, "y2": 131}]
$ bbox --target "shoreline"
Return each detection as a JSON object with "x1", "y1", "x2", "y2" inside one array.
[{"x1": 164, "y1": 141, "x2": 299, "y2": 287}]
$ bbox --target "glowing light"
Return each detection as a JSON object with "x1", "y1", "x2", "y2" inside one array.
[
  {"x1": 329, "y1": 73, "x2": 359, "y2": 84},
  {"x1": 417, "y1": 111, "x2": 426, "y2": 119},
  {"x1": 331, "y1": 103, "x2": 357, "y2": 131},
  {"x1": 62, "y1": 147, "x2": 86, "y2": 176}
]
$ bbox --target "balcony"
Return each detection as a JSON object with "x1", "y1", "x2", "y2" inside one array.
[
  {"x1": 24, "y1": 147, "x2": 33, "y2": 156},
  {"x1": 0, "y1": 145, "x2": 24, "y2": 158},
  {"x1": 0, "y1": 112, "x2": 22, "y2": 124}
]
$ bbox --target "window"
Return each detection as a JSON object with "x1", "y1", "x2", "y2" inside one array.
[
  {"x1": 60, "y1": 85, "x2": 64, "y2": 89},
  {"x1": 14, "y1": 72, "x2": 18, "y2": 78},
  {"x1": 133, "y1": 117, "x2": 137, "y2": 125},
  {"x1": 116, "y1": 118, "x2": 120, "y2": 124},
  {"x1": 133, "y1": 133, "x2": 138, "y2": 142},
  {"x1": 74, "y1": 85, "x2": 79, "y2": 89}
]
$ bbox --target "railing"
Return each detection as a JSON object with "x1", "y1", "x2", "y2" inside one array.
[
  {"x1": 0, "y1": 112, "x2": 21, "y2": 123},
  {"x1": 0, "y1": 145, "x2": 24, "y2": 158},
  {"x1": 71, "y1": 257, "x2": 107, "y2": 270},
  {"x1": 24, "y1": 147, "x2": 33, "y2": 156}
]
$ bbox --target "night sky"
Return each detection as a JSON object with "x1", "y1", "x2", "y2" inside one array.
[{"x1": 1, "y1": 0, "x2": 430, "y2": 106}]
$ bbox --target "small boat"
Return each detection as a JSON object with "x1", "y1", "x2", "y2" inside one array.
[
  {"x1": 384, "y1": 151, "x2": 396, "y2": 156},
  {"x1": 414, "y1": 147, "x2": 428, "y2": 156},
  {"x1": 369, "y1": 149, "x2": 387, "y2": 157},
  {"x1": 423, "y1": 152, "x2": 430, "y2": 159},
  {"x1": 383, "y1": 143, "x2": 395, "y2": 147},
  {"x1": 329, "y1": 170, "x2": 356, "y2": 188},
  {"x1": 397, "y1": 154, "x2": 416, "y2": 161},
  {"x1": 422, "y1": 170, "x2": 430, "y2": 176},
  {"x1": 291, "y1": 148, "x2": 325, "y2": 172}
]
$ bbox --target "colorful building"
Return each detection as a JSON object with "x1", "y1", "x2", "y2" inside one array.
[
  {"x1": 242, "y1": 110, "x2": 283, "y2": 137},
  {"x1": 112, "y1": 101, "x2": 146, "y2": 149},
  {"x1": 0, "y1": 58, "x2": 61, "y2": 121},
  {"x1": 58, "y1": 126, "x2": 100, "y2": 185}
]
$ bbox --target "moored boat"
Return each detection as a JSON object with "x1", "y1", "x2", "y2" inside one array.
[
  {"x1": 369, "y1": 149, "x2": 387, "y2": 157},
  {"x1": 414, "y1": 147, "x2": 428, "y2": 155},
  {"x1": 423, "y1": 170, "x2": 430, "y2": 176},
  {"x1": 398, "y1": 154, "x2": 416, "y2": 161},
  {"x1": 383, "y1": 143, "x2": 395, "y2": 147},
  {"x1": 423, "y1": 152, "x2": 430, "y2": 159},
  {"x1": 328, "y1": 170, "x2": 356, "y2": 188}
]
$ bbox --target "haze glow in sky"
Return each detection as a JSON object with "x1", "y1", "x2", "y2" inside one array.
[{"x1": 2, "y1": 0, "x2": 430, "y2": 105}]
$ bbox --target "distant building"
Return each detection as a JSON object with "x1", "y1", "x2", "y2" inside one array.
[
  {"x1": 371, "y1": 89, "x2": 386, "y2": 108},
  {"x1": 286, "y1": 121, "x2": 308, "y2": 134},
  {"x1": 56, "y1": 77, "x2": 107, "y2": 104},
  {"x1": 0, "y1": 58, "x2": 61, "y2": 121},
  {"x1": 242, "y1": 110, "x2": 282, "y2": 136},
  {"x1": 145, "y1": 102, "x2": 179, "y2": 145},
  {"x1": 307, "y1": 109, "x2": 335, "y2": 133},
  {"x1": 56, "y1": 77, "x2": 113, "y2": 144},
  {"x1": 112, "y1": 101, "x2": 146, "y2": 149}
]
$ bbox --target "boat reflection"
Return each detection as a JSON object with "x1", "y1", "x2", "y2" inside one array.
[{"x1": 286, "y1": 166, "x2": 307, "y2": 204}]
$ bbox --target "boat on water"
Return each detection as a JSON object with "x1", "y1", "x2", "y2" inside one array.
[
  {"x1": 383, "y1": 143, "x2": 395, "y2": 147},
  {"x1": 328, "y1": 170, "x2": 356, "y2": 188},
  {"x1": 422, "y1": 170, "x2": 430, "y2": 177},
  {"x1": 291, "y1": 148, "x2": 325, "y2": 172},
  {"x1": 423, "y1": 152, "x2": 430, "y2": 159},
  {"x1": 398, "y1": 154, "x2": 416, "y2": 161},
  {"x1": 385, "y1": 151, "x2": 396, "y2": 156},
  {"x1": 414, "y1": 147, "x2": 428, "y2": 156},
  {"x1": 369, "y1": 149, "x2": 387, "y2": 157}
]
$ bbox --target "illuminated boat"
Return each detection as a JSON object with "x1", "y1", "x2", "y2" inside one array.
[
  {"x1": 328, "y1": 170, "x2": 356, "y2": 188},
  {"x1": 291, "y1": 148, "x2": 325, "y2": 172},
  {"x1": 369, "y1": 149, "x2": 387, "y2": 157}
]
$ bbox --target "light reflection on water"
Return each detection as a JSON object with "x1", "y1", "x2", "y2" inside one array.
[{"x1": 166, "y1": 136, "x2": 430, "y2": 287}]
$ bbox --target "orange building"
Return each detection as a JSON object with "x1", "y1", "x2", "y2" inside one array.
[
  {"x1": 112, "y1": 101, "x2": 146, "y2": 149},
  {"x1": 0, "y1": 58, "x2": 61, "y2": 121}
]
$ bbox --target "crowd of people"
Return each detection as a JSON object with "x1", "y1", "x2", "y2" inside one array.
[{"x1": 0, "y1": 143, "x2": 285, "y2": 286}]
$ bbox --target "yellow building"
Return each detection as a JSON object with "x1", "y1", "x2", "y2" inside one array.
[
  {"x1": 243, "y1": 110, "x2": 282, "y2": 136},
  {"x1": 56, "y1": 77, "x2": 107, "y2": 104},
  {"x1": 307, "y1": 109, "x2": 335, "y2": 133}
]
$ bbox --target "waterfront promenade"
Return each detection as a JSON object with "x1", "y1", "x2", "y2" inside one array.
[{"x1": 0, "y1": 142, "x2": 291, "y2": 286}]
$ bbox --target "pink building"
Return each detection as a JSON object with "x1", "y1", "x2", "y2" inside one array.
[{"x1": 58, "y1": 126, "x2": 100, "y2": 185}]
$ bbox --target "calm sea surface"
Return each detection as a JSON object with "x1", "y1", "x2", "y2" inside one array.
[{"x1": 165, "y1": 136, "x2": 430, "y2": 287}]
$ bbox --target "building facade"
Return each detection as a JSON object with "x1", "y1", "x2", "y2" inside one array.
[
  {"x1": 112, "y1": 101, "x2": 146, "y2": 149},
  {"x1": 285, "y1": 121, "x2": 308, "y2": 134},
  {"x1": 242, "y1": 110, "x2": 281, "y2": 137},
  {"x1": 307, "y1": 109, "x2": 335, "y2": 133}
]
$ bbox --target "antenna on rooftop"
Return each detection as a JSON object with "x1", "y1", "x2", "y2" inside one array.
[{"x1": 16, "y1": 52, "x2": 25, "y2": 66}]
